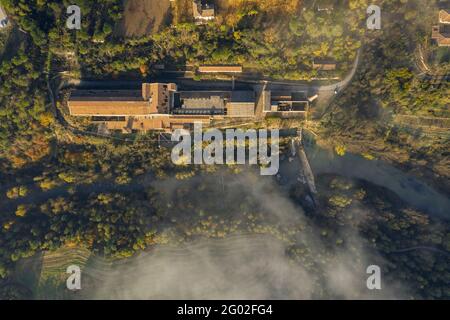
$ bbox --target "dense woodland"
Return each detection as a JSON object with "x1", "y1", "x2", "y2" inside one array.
[
  {"x1": 293, "y1": 174, "x2": 450, "y2": 299},
  {"x1": 320, "y1": 0, "x2": 449, "y2": 190},
  {"x1": 2, "y1": 0, "x2": 364, "y2": 78},
  {"x1": 0, "y1": 32, "x2": 52, "y2": 169}
]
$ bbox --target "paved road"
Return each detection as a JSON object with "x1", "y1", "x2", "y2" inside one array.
[
  {"x1": 61, "y1": 48, "x2": 362, "y2": 99},
  {"x1": 60, "y1": 48, "x2": 362, "y2": 123}
]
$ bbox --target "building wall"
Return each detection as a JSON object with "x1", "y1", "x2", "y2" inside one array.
[
  {"x1": 226, "y1": 103, "x2": 255, "y2": 117},
  {"x1": 68, "y1": 100, "x2": 152, "y2": 116}
]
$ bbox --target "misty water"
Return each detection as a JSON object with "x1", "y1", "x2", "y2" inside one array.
[
  {"x1": 302, "y1": 137, "x2": 450, "y2": 219},
  {"x1": 75, "y1": 233, "x2": 406, "y2": 300},
  {"x1": 83, "y1": 235, "x2": 322, "y2": 299}
]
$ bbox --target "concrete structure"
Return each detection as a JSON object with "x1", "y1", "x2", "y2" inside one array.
[
  {"x1": 68, "y1": 90, "x2": 154, "y2": 116},
  {"x1": 69, "y1": 83, "x2": 214, "y2": 133},
  {"x1": 173, "y1": 90, "x2": 255, "y2": 117},
  {"x1": 198, "y1": 65, "x2": 243, "y2": 74},
  {"x1": 265, "y1": 91, "x2": 310, "y2": 113},
  {"x1": 293, "y1": 129, "x2": 317, "y2": 208},
  {"x1": 142, "y1": 82, "x2": 177, "y2": 114},
  {"x1": 92, "y1": 115, "x2": 211, "y2": 133},
  {"x1": 68, "y1": 83, "x2": 311, "y2": 133},
  {"x1": 432, "y1": 10, "x2": 450, "y2": 47},
  {"x1": 227, "y1": 91, "x2": 256, "y2": 117},
  {"x1": 0, "y1": 6, "x2": 9, "y2": 28},
  {"x1": 68, "y1": 83, "x2": 257, "y2": 133}
]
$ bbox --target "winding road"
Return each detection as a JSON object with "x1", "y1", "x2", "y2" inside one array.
[{"x1": 57, "y1": 48, "x2": 363, "y2": 121}]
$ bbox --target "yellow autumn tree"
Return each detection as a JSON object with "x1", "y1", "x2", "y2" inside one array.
[{"x1": 15, "y1": 204, "x2": 29, "y2": 217}]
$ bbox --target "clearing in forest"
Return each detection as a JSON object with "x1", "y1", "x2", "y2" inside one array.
[{"x1": 115, "y1": 0, "x2": 172, "y2": 37}]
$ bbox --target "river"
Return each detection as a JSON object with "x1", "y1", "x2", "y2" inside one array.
[{"x1": 278, "y1": 133, "x2": 450, "y2": 219}]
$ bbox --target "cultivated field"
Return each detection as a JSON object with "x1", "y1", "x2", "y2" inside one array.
[
  {"x1": 34, "y1": 246, "x2": 92, "y2": 299},
  {"x1": 115, "y1": 0, "x2": 172, "y2": 37}
]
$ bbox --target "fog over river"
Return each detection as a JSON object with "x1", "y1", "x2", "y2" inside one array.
[
  {"x1": 79, "y1": 165, "x2": 417, "y2": 299},
  {"x1": 31, "y1": 138, "x2": 449, "y2": 299}
]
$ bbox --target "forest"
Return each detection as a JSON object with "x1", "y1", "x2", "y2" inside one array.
[
  {"x1": 0, "y1": 32, "x2": 52, "y2": 169},
  {"x1": 1, "y1": 0, "x2": 364, "y2": 78}
]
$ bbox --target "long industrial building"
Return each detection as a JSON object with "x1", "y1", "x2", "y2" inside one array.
[{"x1": 68, "y1": 83, "x2": 310, "y2": 133}]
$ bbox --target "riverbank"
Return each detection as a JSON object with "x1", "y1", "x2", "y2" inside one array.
[{"x1": 309, "y1": 126, "x2": 450, "y2": 204}]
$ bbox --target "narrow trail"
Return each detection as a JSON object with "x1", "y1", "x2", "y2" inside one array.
[{"x1": 390, "y1": 246, "x2": 450, "y2": 256}]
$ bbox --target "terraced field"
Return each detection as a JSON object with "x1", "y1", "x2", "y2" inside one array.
[
  {"x1": 85, "y1": 234, "x2": 309, "y2": 299},
  {"x1": 32, "y1": 234, "x2": 303, "y2": 299},
  {"x1": 35, "y1": 247, "x2": 91, "y2": 299}
]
